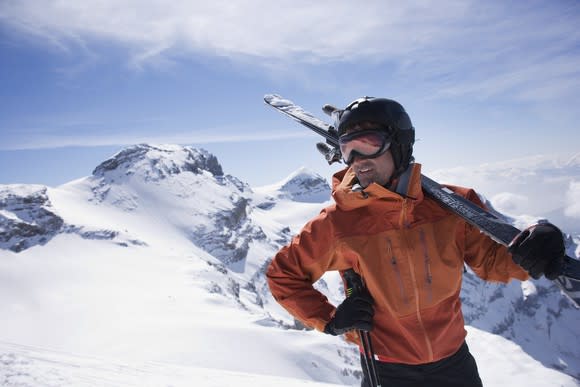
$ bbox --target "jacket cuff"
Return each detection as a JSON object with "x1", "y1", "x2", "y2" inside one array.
[{"x1": 323, "y1": 318, "x2": 337, "y2": 335}]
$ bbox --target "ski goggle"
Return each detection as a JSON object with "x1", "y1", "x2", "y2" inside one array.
[{"x1": 339, "y1": 129, "x2": 392, "y2": 165}]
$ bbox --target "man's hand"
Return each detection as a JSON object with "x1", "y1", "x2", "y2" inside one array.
[
  {"x1": 508, "y1": 223, "x2": 565, "y2": 280},
  {"x1": 324, "y1": 291, "x2": 374, "y2": 335}
]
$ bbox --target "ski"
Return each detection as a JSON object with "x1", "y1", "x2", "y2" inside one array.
[{"x1": 264, "y1": 93, "x2": 580, "y2": 308}]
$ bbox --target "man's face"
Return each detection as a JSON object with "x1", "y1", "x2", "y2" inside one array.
[
  {"x1": 351, "y1": 148, "x2": 395, "y2": 188},
  {"x1": 343, "y1": 122, "x2": 395, "y2": 188}
]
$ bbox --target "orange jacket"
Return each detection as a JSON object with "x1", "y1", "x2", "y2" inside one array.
[{"x1": 267, "y1": 163, "x2": 528, "y2": 365}]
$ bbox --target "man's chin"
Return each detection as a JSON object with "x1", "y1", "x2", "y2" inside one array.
[
  {"x1": 356, "y1": 176, "x2": 373, "y2": 188},
  {"x1": 357, "y1": 175, "x2": 389, "y2": 189}
]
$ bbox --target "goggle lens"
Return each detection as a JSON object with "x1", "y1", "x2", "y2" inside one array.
[{"x1": 339, "y1": 130, "x2": 391, "y2": 164}]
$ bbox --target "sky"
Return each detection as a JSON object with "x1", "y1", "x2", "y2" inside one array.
[{"x1": 1, "y1": 0, "x2": 579, "y2": 188}]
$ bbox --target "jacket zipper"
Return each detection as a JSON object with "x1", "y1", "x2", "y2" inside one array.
[
  {"x1": 387, "y1": 238, "x2": 408, "y2": 305},
  {"x1": 400, "y1": 199, "x2": 434, "y2": 362},
  {"x1": 399, "y1": 199, "x2": 409, "y2": 228},
  {"x1": 419, "y1": 229, "x2": 433, "y2": 303}
]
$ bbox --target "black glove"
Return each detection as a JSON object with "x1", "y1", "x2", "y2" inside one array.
[
  {"x1": 324, "y1": 291, "x2": 374, "y2": 336},
  {"x1": 508, "y1": 223, "x2": 565, "y2": 280}
]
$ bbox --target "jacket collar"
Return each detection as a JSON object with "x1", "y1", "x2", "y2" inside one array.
[{"x1": 331, "y1": 163, "x2": 424, "y2": 211}]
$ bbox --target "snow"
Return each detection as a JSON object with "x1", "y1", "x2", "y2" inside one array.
[
  {"x1": 254, "y1": 166, "x2": 331, "y2": 204},
  {"x1": 0, "y1": 341, "x2": 342, "y2": 387},
  {"x1": 1, "y1": 144, "x2": 579, "y2": 386},
  {"x1": 565, "y1": 181, "x2": 580, "y2": 218},
  {"x1": 467, "y1": 327, "x2": 578, "y2": 387}
]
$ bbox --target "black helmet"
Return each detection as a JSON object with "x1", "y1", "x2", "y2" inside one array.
[{"x1": 334, "y1": 96, "x2": 415, "y2": 176}]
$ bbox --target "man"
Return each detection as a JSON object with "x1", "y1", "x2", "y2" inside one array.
[{"x1": 266, "y1": 97, "x2": 565, "y2": 387}]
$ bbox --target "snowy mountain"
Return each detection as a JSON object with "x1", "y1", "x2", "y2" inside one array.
[
  {"x1": 255, "y1": 166, "x2": 332, "y2": 204},
  {"x1": 1, "y1": 144, "x2": 579, "y2": 386}
]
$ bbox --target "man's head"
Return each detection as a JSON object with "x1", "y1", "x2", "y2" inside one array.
[
  {"x1": 334, "y1": 97, "x2": 415, "y2": 187},
  {"x1": 339, "y1": 122, "x2": 395, "y2": 188}
]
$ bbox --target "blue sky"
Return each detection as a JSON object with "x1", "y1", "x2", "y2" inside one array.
[{"x1": 1, "y1": 1, "x2": 579, "y2": 188}]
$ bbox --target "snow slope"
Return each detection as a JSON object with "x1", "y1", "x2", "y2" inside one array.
[
  {"x1": 1, "y1": 144, "x2": 579, "y2": 386},
  {"x1": 1, "y1": 327, "x2": 577, "y2": 387}
]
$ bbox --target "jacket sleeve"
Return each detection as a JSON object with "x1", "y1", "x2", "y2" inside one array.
[
  {"x1": 266, "y1": 208, "x2": 340, "y2": 332},
  {"x1": 457, "y1": 187, "x2": 529, "y2": 283}
]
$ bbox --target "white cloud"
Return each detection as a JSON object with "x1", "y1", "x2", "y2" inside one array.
[
  {"x1": 491, "y1": 192, "x2": 529, "y2": 216},
  {"x1": 428, "y1": 153, "x2": 580, "y2": 218},
  {"x1": 0, "y1": 126, "x2": 313, "y2": 150},
  {"x1": 0, "y1": 1, "x2": 466, "y2": 61},
  {"x1": 564, "y1": 181, "x2": 580, "y2": 219},
  {"x1": 1, "y1": 1, "x2": 578, "y2": 101}
]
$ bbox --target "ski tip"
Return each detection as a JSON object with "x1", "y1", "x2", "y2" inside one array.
[
  {"x1": 264, "y1": 93, "x2": 278, "y2": 103},
  {"x1": 264, "y1": 93, "x2": 294, "y2": 107}
]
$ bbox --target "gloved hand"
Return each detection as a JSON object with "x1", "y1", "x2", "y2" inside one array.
[
  {"x1": 324, "y1": 291, "x2": 374, "y2": 336},
  {"x1": 508, "y1": 223, "x2": 565, "y2": 280}
]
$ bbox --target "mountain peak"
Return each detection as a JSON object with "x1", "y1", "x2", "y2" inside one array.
[
  {"x1": 277, "y1": 167, "x2": 331, "y2": 203},
  {"x1": 92, "y1": 144, "x2": 223, "y2": 182}
]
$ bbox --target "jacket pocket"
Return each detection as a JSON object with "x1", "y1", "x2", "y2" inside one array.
[
  {"x1": 419, "y1": 229, "x2": 434, "y2": 303},
  {"x1": 387, "y1": 237, "x2": 409, "y2": 305}
]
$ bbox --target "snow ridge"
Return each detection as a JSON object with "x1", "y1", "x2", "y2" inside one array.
[{"x1": 93, "y1": 144, "x2": 224, "y2": 181}]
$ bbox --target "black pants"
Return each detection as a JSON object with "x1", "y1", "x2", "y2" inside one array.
[{"x1": 361, "y1": 342, "x2": 483, "y2": 387}]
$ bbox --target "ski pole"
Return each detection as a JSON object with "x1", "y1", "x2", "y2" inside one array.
[
  {"x1": 343, "y1": 269, "x2": 381, "y2": 387},
  {"x1": 359, "y1": 331, "x2": 374, "y2": 387},
  {"x1": 359, "y1": 330, "x2": 380, "y2": 387}
]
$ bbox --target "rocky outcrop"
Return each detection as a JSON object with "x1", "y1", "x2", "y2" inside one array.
[
  {"x1": 0, "y1": 185, "x2": 64, "y2": 252},
  {"x1": 93, "y1": 144, "x2": 224, "y2": 182},
  {"x1": 188, "y1": 196, "x2": 267, "y2": 269}
]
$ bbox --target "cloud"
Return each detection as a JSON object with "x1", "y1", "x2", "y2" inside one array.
[
  {"x1": 491, "y1": 192, "x2": 529, "y2": 215},
  {"x1": 565, "y1": 181, "x2": 580, "y2": 219},
  {"x1": 1, "y1": 1, "x2": 578, "y2": 100},
  {"x1": 0, "y1": 125, "x2": 313, "y2": 150},
  {"x1": 0, "y1": 1, "x2": 464, "y2": 61},
  {"x1": 428, "y1": 153, "x2": 580, "y2": 217}
]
